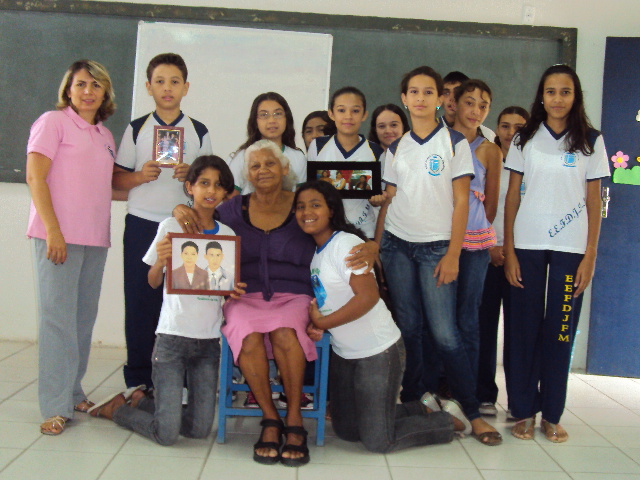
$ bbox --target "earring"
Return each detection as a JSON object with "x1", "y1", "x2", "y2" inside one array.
[
  {"x1": 403, "y1": 104, "x2": 408, "y2": 109},
  {"x1": 541, "y1": 101, "x2": 544, "y2": 104},
  {"x1": 436, "y1": 105, "x2": 441, "y2": 111}
]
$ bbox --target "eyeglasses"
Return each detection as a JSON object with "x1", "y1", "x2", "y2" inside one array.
[{"x1": 257, "y1": 111, "x2": 285, "y2": 120}]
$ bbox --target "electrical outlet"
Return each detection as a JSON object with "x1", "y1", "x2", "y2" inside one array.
[{"x1": 523, "y1": 5, "x2": 535, "y2": 25}]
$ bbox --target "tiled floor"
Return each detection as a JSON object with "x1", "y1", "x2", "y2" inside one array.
[{"x1": 1, "y1": 340, "x2": 639, "y2": 480}]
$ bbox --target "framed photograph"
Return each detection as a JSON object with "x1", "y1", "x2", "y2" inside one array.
[
  {"x1": 166, "y1": 233, "x2": 240, "y2": 296},
  {"x1": 153, "y1": 125, "x2": 184, "y2": 167},
  {"x1": 307, "y1": 161, "x2": 382, "y2": 198}
]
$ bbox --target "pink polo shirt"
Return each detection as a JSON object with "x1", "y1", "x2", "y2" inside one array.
[{"x1": 26, "y1": 107, "x2": 116, "y2": 248}]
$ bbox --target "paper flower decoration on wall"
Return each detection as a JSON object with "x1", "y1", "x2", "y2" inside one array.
[{"x1": 611, "y1": 151, "x2": 629, "y2": 169}]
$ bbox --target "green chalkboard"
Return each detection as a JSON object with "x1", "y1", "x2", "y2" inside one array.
[{"x1": 0, "y1": 1, "x2": 575, "y2": 183}]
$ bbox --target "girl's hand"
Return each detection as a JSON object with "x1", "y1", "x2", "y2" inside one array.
[
  {"x1": 489, "y1": 246, "x2": 505, "y2": 267},
  {"x1": 308, "y1": 298, "x2": 324, "y2": 325},
  {"x1": 139, "y1": 160, "x2": 161, "y2": 184},
  {"x1": 172, "y1": 163, "x2": 190, "y2": 182},
  {"x1": 433, "y1": 252, "x2": 459, "y2": 286},
  {"x1": 346, "y1": 241, "x2": 378, "y2": 274},
  {"x1": 46, "y1": 228, "x2": 67, "y2": 265},
  {"x1": 173, "y1": 204, "x2": 202, "y2": 234},
  {"x1": 155, "y1": 235, "x2": 172, "y2": 267},
  {"x1": 227, "y1": 282, "x2": 247, "y2": 300},
  {"x1": 369, "y1": 191, "x2": 389, "y2": 207},
  {"x1": 306, "y1": 318, "x2": 325, "y2": 342},
  {"x1": 504, "y1": 250, "x2": 523, "y2": 288},
  {"x1": 573, "y1": 253, "x2": 596, "y2": 297}
]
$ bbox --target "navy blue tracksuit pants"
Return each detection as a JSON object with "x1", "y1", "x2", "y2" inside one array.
[{"x1": 507, "y1": 249, "x2": 584, "y2": 424}]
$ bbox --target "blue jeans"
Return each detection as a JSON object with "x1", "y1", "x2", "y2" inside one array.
[
  {"x1": 330, "y1": 339, "x2": 453, "y2": 453},
  {"x1": 381, "y1": 231, "x2": 481, "y2": 420},
  {"x1": 456, "y1": 249, "x2": 490, "y2": 391},
  {"x1": 113, "y1": 334, "x2": 220, "y2": 445}
]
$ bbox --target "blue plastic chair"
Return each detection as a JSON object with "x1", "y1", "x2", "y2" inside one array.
[{"x1": 216, "y1": 333, "x2": 330, "y2": 446}]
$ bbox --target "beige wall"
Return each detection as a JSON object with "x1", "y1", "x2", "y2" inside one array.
[{"x1": 2, "y1": 0, "x2": 639, "y2": 370}]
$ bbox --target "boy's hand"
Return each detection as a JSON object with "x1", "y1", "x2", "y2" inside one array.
[
  {"x1": 433, "y1": 252, "x2": 459, "y2": 286},
  {"x1": 139, "y1": 160, "x2": 161, "y2": 184},
  {"x1": 306, "y1": 320, "x2": 324, "y2": 342},
  {"x1": 172, "y1": 163, "x2": 189, "y2": 182},
  {"x1": 155, "y1": 235, "x2": 172, "y2": 267},
  {"x1": 369, "y1": 191, "x2": 389, "y2": 207},
  {"x1": 308, "y1": 298, "x2": 324, "y2": 326},
  {"x1": 489, "y1": 246, "x2": 505, "y2": 267},
  {"x1": 227, "y1": 282, "x2": 247, "y2": 300}
]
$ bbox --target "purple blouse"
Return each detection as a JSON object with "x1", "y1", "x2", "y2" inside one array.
[{"x1": 217, "y1": 194, "x2": 315, "y2": 300}]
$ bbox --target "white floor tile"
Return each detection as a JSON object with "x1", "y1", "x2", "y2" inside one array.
[
  {"x1": 0, "y1": 400, "x2": 41, "y2": 424},
  {"x1": 532, "y1": 424, "x2": 612, "y2": 447},
  {"x1": 385, "y1": 440, "x2": 475, "y2": 468},
  {"x1": 623, "y1": 447, "x2": 640, "y2": 464},
  {"x1": 542, "y1": 445, "x2": 640, "y2": 474},
  {"x1": 120, "y1": 429, "x2": 214, "y2": 458},
  {"x1": 0, "y1": 342, "x2": 33, "y2": 360},
  {"x1": 0, "y1": 449, "x2": 112, "y2": 480},
  {"x1": 0, "y1": 365, "x2": 37, "y2": 383},
  {"x1": 7, "y1": 382, "x2": 37, "y2": 402},
  {"x1": 298, "y1": 463, "x2": 392, "y2": 480},
  {"x1": 0, "y1": 422, "x2": 41, "y2": 448},
  {"x1": 99, "y1": 454, "x2": 203, "y2": 480},
  {"x1": 308, "y1": 435, "x2": 386, "y2": 466},
  {"x1": 463, "y1": 442, "x2": 562, "y2": 472},
  {"x1": 0, "y1": 448, "x2": 22, "y2": 471},
  {"x1": 570, "y1": 474, "x2": 640, "y2": 479},
  {"x1": 568, "y1": 407, "x2": 640, "y2": 427},
  {"x1": 391, "y1": 466, "x2": 483, "y2": 479},
  {"x1": 30, "y1": 421, "x2": 131, "y2": 453},
  {"x1": 591, "y1": 425, "x2": 640, "y2": 449},
  {"x1": 0, "y1": 381, "x2": 28, "y2": 401},
  {"x1": 88, "y1": 346, "x2": 126, "y2": 361},
  {"x1": 200, "y1": 458, "x2": 297, "y2": 480},
  {"x1": 479, "y1": 471, "x2": 571, "y2": 480}
]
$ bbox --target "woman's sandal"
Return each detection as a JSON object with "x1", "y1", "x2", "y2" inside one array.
[
  {"x1": 40, "y1": 415, "x2": 68, "y2": 436},
  {"x1": 253, "y1": 418, "x2": 284, "y2": 465},
  {"x1": 74, "y1": 400, "x2": 95, "y2": 413},
  {"x1": 280, "y1": 425, "x2": 310, "y2": 467},
  {"x1": 511, "y1": 416, "x2": 536, "y2": 440},
  {"x1": 541, "y1": 418, "x2": 568, "y2": 443}
]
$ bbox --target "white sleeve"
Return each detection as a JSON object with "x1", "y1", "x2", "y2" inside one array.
[
  {"x1": 504, "y1": 137, "x2": 525, "y2": 174},
  {"x1": 451, "y1": 138, "x2": 474, "y2": 180},
  {"x1": 115, "y1": 124, "x2": 137, "y2": 171},
  {"x1": 199, "y1": 131, "x2": 213, "y2": 156},
  {"x1": 381, "y1": 148, "x2": 397, "y2": 186},
  {"x1": 228, "y1": 150, "x2": 246, "y2": 191},
  {"x1": 307, "y1": 139, "x2": 318, "y2": 161},
  {"x1": 332, "y1": 235, "x2": 368, "y2": 285},
  {"x1": 586, "y1": 135, "x2": 611, "y2": 180},
  {"x1": 288, "y1": 148, "x2": 307, "y2": 186},
  {"x1": 142, "y1": 220, "x2": 170, "y2": 266}
]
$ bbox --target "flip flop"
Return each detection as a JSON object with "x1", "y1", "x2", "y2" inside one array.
[
  {"x1": 74, "y1": 399, "x2": 95, "y2": 413},
  {"x1": 472, "y1": 430, "x2": 503, "y2": 446},
  {"x1": 541, "y1": 418, "x2": 568, "y2": 443},
  {"x1": 87, "y1": 384, "x2": 146, "y2": 415},
  {"x1": 511, "y1": 416, "x2": 536, "y2": 440}
]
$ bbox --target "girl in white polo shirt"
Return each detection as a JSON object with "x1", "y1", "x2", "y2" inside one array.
[
  {"x1": 504, "y1": 65, "x2": 610, "y2": 443},
  {"x1": 295, "y1": 180, "x2": 468, "y2": 453}
]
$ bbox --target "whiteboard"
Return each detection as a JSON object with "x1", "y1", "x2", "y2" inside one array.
[{"x1": 133, "y1": 21, "x2": 333, "y2": 159}]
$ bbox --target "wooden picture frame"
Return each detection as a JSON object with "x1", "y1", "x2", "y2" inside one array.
[
  {"x1": 166, "y1": 233, "x2": 240, "y2": 296},
  {"x1": 306, "y1": 161, "x2": 382, "y2": 198}
]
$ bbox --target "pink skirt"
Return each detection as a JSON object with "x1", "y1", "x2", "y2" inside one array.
[{"x1": 221, "y1": 292, "x2": 318, "y2": 364}]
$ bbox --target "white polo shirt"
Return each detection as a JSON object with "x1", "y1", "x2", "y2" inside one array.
[{"x1": 505, "y1": 124, "x2": 610, "y2": 254}]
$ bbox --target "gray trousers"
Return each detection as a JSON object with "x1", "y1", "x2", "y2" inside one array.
[{"x1": 33, "y1": 238, "x2": 108, "y2": 419}]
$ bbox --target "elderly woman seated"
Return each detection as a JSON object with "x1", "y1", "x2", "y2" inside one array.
[{"x1": 175, "y1": 139, "x2": 376, "y2": 466}]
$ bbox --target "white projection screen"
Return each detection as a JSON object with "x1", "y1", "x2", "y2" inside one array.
[{"x1": 133, "y1": 21, "x2": 333, "y2": 159}]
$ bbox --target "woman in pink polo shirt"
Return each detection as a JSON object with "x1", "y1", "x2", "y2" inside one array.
[{"x1": 25, "y1": 60, "x2": 117, "y2": 436}]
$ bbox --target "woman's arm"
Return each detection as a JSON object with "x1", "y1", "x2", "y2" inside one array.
[
  {"x1": 434, "y1": 176, "x2": 470, "y2": 286},
  {"x1": 308, "y1": 272, "x2": 379, "y2": 330},
  {"x1": 503, "y1": 171, "x2": 524, "y2": 288},
  {"x1": 372, "y1": 184, "x2": 396, "y2": 244},
  {"x1": 26, "y1": 152, "x2": 66, "y2": 264},
  {"x1": 573, "y1": 179, "x2": 602, "y2": 297},
  {"x1": 172, "y1": 204, "x2": 202, "y2": 234},
  {"x1": 480, "y1": 143, "x2": 503, "y2": 224}
]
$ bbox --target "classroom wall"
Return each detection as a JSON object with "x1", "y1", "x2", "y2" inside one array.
[{"x1": 2, "y1": 0, "x2": 638, "y2": 371}]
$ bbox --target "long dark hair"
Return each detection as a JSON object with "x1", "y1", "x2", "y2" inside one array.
[
  {"x1": 368, "y1": 104, "x2": 410, "y2": 144},
  {"x1": 516, "y1": 65, "x2": 596, "y2": 155},
  {"x1": 236, "y1": 92, "x2": 298, "y2": 152},
  {"x1": 293, "y1": 181, "x2": 368, "y2": 242},
  {"x1": 494, "y1": 106, "x2": 530, "y2": 148},
  {"x1": 400, "y1": 66, "x2": 443, "y2": 95},
  {"x1": 183, "y1": 155, "x2": 235, "y2": 197}
]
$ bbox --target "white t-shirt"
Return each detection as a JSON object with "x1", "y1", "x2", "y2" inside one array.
[
  {"x1": 143, "y1": 217, "x2": 235, "y2": 339},
  {"x1": 480, "y1": 125, "x2": 497, "y2": 143},
  {"x1": 493, "y1": 164, "x2": 512, "y2": 246},
  {"x1": 307, "y1": 135, "x2": 384, "y2": 238},
  {"x1": 383, "y1": 125, "x2": 474, "y2": 243},
  {"x1": 116, "y1": 112, "x2": 213, "y2": 222},
  {"x1": 310, "y1": 231, "x2": 400, "y2": 360},
  {"x1": 505, "y1": 124, "x2": 610, "y2": 254},
  {"x1": 227, "y1": 146, "x2": 306, "y2": 194}
]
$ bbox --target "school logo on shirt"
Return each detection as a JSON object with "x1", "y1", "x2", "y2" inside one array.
[
  {"x1": 311, "y1": 273, "x2": 327, "y2": 308},
  {"x1": 106, "y1": 144, "x2": 116, "y2": 160},
  {"x1": 426, "y1": 154, "x2": 445, "y2": 176},
  {"x1": 562, "y1": 152, "x2": 577, "y2": 167}
]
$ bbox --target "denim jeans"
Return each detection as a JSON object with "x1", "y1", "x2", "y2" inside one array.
[
  {"x1": 329, "y1": 339, "x2": 453, "y2": 453},
  {"x1": 113, "y1": 334, "x2": 220, "y2": 445},
  {"x1": 381, "y1": 231, "x2": 481, "y2": 420},
  {"x1": 456, "y1": 249, "x2": 490, "y2": 391}
]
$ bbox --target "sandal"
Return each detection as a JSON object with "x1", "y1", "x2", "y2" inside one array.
[
  {"x1": 253, "y1": 418, "x2": 284, "y2": 465},
  {"x1": 74, "y1": 400, "x2": 95, "y2": 413},
  {"x1": 511, "y1": 416, "x2": 536, "y2": 440},
  {"x1": 40, "y1": 415, "x2": 68, "y2": 436},
  {"x1": 280, "y1": 425, "x2": 310, "y2": 467},
  {"x1": 541, "y1": 418, "x2": 568, "y2": 443},
  {"x1": 472, "y1": 430, "x2": 503, "y2": 446}
]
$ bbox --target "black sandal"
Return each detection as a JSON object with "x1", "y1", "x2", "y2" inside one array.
[
  {"x1": 280, "y1": 425, "x2": 310, "y2": 467},
  {"x1": 253, "y1": 418, "x2": 284, "y2": 465}
]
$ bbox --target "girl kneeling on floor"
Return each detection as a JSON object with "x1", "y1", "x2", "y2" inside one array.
[
  {"x1": 296, "y1": 180, "x2": 468, "y2": 453},
  {"x1": 89, "y1": 156, "x2": 244, "y2": 445}
]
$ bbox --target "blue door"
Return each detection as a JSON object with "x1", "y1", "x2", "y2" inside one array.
[{"x1": 587, "y1": 37, "x2": 640, "y2": 377}]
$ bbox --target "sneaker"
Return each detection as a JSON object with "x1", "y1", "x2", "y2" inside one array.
[
  {"x1": 479, "y1": 402, "x2": 498, "y2": 416},
  {"x1": 244, "y1": 391, "x2": 259, "y2": 408},
  {"x1": 277, "y1": 393, "x2": 314, "y2": 409},
  {"x1": 231, "y1": 378, "x2": 239, "y2": 402},
  {"x1": 270, "y1": 377, "x2": 281, "y2": 400},
  {"x1": 420, "y1": 392, "x2": 441, "y2": 412}
]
